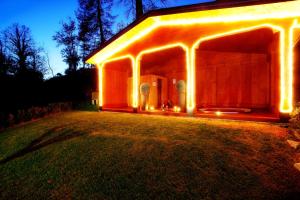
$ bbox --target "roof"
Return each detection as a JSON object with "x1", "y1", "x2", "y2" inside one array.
[{"x1": 86, "y1": 0, "x2": 298, "y2": 64}]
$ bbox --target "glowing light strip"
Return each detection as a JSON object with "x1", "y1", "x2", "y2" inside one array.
[
  {"x1": 136, "y1": 43, "x2": 190, "y2": 110},
  {"x1": 90, "y1": 18, "x2": 158, "y2": 64},
  {"x1": 87, "y1": 1, "x2": 300, "y2": 65},
  {"x1": 97, "y1": 64, "x2": 103, "y2": 107},
  {"x1": 190, "y1": 24, "x2": 290, "y2": 113},
  {"x1": 98, "y1": 55, "x2": 135, "y2": 107},
  {"x1": 157, "y1": 1, "x2": 300, "y2": 25},
  {"x1": 287, "y1": 20, "x2": 300, "y2": 112}
]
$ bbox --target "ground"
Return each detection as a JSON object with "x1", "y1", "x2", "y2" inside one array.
[{"x1": 0, "y1": 111, "x2": 300, "y2": 199}]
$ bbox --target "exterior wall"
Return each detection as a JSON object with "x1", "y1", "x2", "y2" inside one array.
[
  {"x1": 103, "y1": 60, "x2": 132, "y2": 108},
  {"x1": 268, "y1": 33, "x2": 280, "y2": 114},
  {"x1": 196, "y1": 51, "x2": 270, "y2": 110}
]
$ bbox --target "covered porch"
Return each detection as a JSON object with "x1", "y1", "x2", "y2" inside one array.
[{"x1": 87, "y1": 1, "x2": 300, "y2": 121}]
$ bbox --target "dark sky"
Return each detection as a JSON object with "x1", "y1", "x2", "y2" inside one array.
[{"x1": 0, "y1": 0, "x2": 213, "y2": 77}]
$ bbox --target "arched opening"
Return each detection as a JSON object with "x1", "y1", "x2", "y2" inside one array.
[
  {"x1": 195, "y1": 27, "x2": 280, "y2": 115},
  {"x1": 102, "y1": 58, "x2": 133, "y2": 110},
  {"x1": 139, "y1": 46, "x2": 187, "y2": 112}
]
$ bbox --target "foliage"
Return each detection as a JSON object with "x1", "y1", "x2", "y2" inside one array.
[
  {"x1": 0, "y1": 67, "x2": 97, "y2": 127},
  {"x1": 76, "y1": 0, "x2": 115, "y2": 66},
  {"x1": 1, "y1": 23, "x2": 47, "y2": 76},
  {"x1": 0, "y1": 102, "x2": 72, "y2": 129},
  {"x1": 118, "y1": 0, "x2": 169, "y2": 19},
  {"x1": 73, "y1": 102, "x2": 99, "y2": 111},
  {"x1": 44, "y1": 67, "x2": 98, "y2": 103},
  {"x1": 53, "y1": 18, "x2": 80, "y2": 73},
  {"x1": 0, "y1": 39, "x2": 13, "y2": 75}
]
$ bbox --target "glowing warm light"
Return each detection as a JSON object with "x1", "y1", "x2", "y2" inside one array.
[
  {"x1": 98, "y1": 55, "x2": 136, "y2": 108},
  {"x1": 157, "y1": 1, "x2": 300, "y2": 25},
  {"x1": 190, "y1": 23, "x2": 297, "y2": 114},
  {"x1": 150, "y1": 106, "x2": 155, "y2": 111},
  {"x1": 88, "y1": 18, "x2": 158, "y2": 64},
  {"x1": 90, "y1": 1, "x2": 300, "y2": 114},
  {"x1": 215, "y1": 111, "x2": 222, "y2": 116},
  {"x1": 97, "y1": 64, "x2": 103, "y2": 107},
  {"x1": 285, "y1": 20, "x2": 300, "y2": 113},
  {"x1": 173, "y1": 106, "x2": 181, "y2": 112},
  {"x1": 87, "y1": 1, "x2": 300, "y2": 65}
]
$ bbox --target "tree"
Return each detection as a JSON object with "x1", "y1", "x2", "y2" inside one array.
[
  {"x1": 3, "y1": 24, "x2": 32, "y2": 72},
  {"x1": 44, "y1": 50, "x2": 54, "y2": 77},
  {"x1": 2, "y1": 24, "x2": 46, "y2": 76},
  {"x1": 119, "y1": 0, "x2": 168, "y2": 19},
  {"x1": 115, "y1": 21, "x2": 129, "y2": 34},
  {"x1": 53, "y1": 18, "x2": 80, "y2": 73},
  {"x1": 0, "y1": 38, "x2": 12, "y2": 76},
  {"x1": 76, "y1": 0, "x2": 115, "y2": 67},
  {"x1": 29, "y1": 46, "x2": 47, "y2": 75}
]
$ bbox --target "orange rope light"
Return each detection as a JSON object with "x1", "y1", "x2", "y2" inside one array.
[
  {"x1": 286, "y1": 20, "x2": 300, "y2": 113},
  {"x1": 87, "y1": 1, "x2": 300, "y2": 64},
  {"x1": 98, "y1": 55, "x2": 135, "y2": 107},
  {"x1": 190, "y1": 24, "x2": 289, "y2": 113},
  {"x1": 135, "y1": 43, "x2": 190, "y2": 110}
]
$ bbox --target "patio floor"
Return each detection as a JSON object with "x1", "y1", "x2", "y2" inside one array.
[{"x1": 102, "y1": 107, "x2": 280, "y2": 122}]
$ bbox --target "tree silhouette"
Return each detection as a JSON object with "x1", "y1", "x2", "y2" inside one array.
[
  {"x1": 53, "y1": 18, "x2": 80, "y2": 73},
  {"x1": 118, "y1": 0, "x2": 169, "y2": 20},
  {"x1": 76, "y1": 0, "x2": 115, "y2": 67},
  {"x1": 0, "y1": 39, "x2": 13, "y2": 76},
  {"x1": 3, "y1": 24, "x2": 46, "y2": 75}
]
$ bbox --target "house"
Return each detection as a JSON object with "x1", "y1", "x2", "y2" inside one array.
[{"x1": 86, "y1": 0, "x2": 300, "y2": 121}]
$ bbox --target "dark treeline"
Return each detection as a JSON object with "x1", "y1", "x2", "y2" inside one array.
[{"x1": 0, "y1": 0, "x2": 170, "y2": 126}]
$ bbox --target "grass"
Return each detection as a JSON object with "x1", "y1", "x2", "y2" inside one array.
[{"x1": 0, "y1": 111, "x2": 300, "y2": 199}]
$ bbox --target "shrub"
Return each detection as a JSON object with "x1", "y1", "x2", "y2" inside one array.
[
  {"x1": 16, "y1": 110, "x2": 26, "y2": 123},
  {"x1": 0, "y1": 102, "x2": 73, "y2": 130},
  {"x1": 7, "y1": 114, "x2": 14, "y2": 126},
  {"x1": 73, "y1": 102, "x2": 98, "y2": 111}
]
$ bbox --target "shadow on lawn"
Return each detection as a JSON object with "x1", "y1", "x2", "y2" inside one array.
[{"x1": 0, "y1": 125, "x2": 86, "y2": 165}]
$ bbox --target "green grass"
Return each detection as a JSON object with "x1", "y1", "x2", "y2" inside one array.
[{"x1": 0, "y1": 111, "x2": 300, "y2": 199}]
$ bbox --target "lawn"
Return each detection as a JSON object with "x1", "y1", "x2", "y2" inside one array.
[{"x1": 0, "y1": 111, "x2": 300, "y2": 199}]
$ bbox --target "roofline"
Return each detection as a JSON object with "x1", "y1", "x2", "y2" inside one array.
[{"x1": 85, "y1": 0, "x2": 295, "y2": 62}]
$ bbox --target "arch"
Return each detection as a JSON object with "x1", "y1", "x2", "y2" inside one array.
[
  {"x1": 98, "y1": 55, "x2": 135, "y2": 109},
  {"x1": 135, "y1": 43, "x2": 191, "y2": 111},
  {"x1": 191, "y1": 24, "x2": 288, "y2": 113}
]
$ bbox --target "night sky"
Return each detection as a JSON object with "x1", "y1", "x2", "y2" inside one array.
[{"x1": 0, "y1": 0, "x2": 213, "y2": 77}]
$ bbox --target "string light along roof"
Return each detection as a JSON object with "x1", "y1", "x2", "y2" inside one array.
[{"x1": 86, "y1": 0, "x2": 300, "y2": 64}]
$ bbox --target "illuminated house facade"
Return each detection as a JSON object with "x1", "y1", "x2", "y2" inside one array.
[{"x1": 86, "y1": 0, "x2": 300, "y2": 120}]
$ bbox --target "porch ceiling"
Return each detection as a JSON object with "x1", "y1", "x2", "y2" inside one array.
[
  {"x1": 86, "y1": 0, "x2": 300, "y2": 65},
  {"x1": 198, "y1": 28, "x2": 274, "y2": 54}
]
